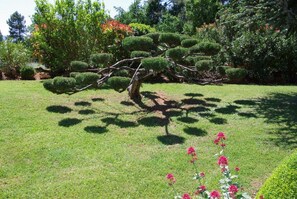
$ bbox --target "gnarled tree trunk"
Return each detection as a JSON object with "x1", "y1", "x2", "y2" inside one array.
[{"x1": 127, "y1": 77, "x2": 142, "y2": 102}]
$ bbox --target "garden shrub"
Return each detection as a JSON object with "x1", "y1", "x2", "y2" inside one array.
[
  {"x1": 70, "y1": 61, "x2": 88, "y2": 72},
  {"x1": 190, "y1": 41, "x2": 221, "y2": 55},
  {"x1": 114, "y1": 70, "x2": 130, "y2": 77},
  {"x1": 70, "y1": 72, "x2": 79, "y2": 78},
  {"x1": 107, "y1": 76, "x2": 131, "y2": 92},
  {"x1": 52, "y1": 77, "x2": 76, "y2": 93},
  {"x1": 217, "y1": 66, "x2": 227, "y2": 76},
  {"x1": 159, "y1": 33, "x2": 181, "y2": 47},
  {"x1": 90, "y1": 53, "x2": 113, "y2": 67},
  {"x1": 20, "y1": 66, "x2": 36, "y2": 80},
  {"x1": 129, "y1": 23, "x2": 156, "y2": 36},
  {"x1": 186, "y1": 56, "x2": 212, "y2": 65},
  {"x1": 131, "y1": 51, "x2": 151, "y2": 58},
  {"x1": 165, "y1": 47, "x2": 188, "y2": 62},
  {"x1": 144, "y1": 32, "x2": 160, "y2": 44},
  {"x1": 75, "y1": 72, "x2": 100, "y2": 87},
  {"x1": 43, "y1": 79, "x2": 56, "y2": 93},
  {"x1": 180, "y1": 35, "x2": 191, "y2": 41},
  {"x1": 122, "y1": 36, "x2": 154, "y2": 52},
  {"x1": 141, "y1": 57, "x2": 169, "y2": 72},
  {"x1": 225, "y1": 68, "x2": 247, "y2": 83},
  {"x1": 195, "y1": 60, "x2": 213, "y2": 71},
  {"x1": 256, "y1": 150, "x2": 297, "y2": 199},
  {"x1": 181, "y1": 39, "x2": 199, "y2": 48}
]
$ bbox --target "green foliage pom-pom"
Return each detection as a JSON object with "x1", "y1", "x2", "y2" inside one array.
[
  {"x1": 256, "y1": 150, "x2": 297, "y2": 199},
  {"x1": 107, "y1": 76, "x2": 131, "y2": 92},
  {"x1": 114, "y1": 70, "x2": 130, "y2": 77},
  {"x1": 159, "y1": 33, "x2": 181, "y2": 47},
  {"x1": 181, "y1": 39, "x2": 199, "y2": 48},
  {"x1": 75, "y1": 72, "x2": 100, "y2": 87},
  {"x1": 131, "y1": 51, "x2": 151, "y2": 58},
  {"x1": 195, "y1": 60, "x2": 213, "y2": 71},
  {"x1": 217, "y1": 66, "x2": 227, "y2": 76},
  {"x1": 141, "y1": 57, "x2": 169, "y2": 72},
  {"x1": 165, "y1": 47, "x2": 188, "y2": 62},
  {"x1": 53, "y1": 77, "x2": 76, "y2": 93},
  {"x1": 20, "y1": 66, "x2": 36, "y2": 80},
  {"x1": 186, "y1": 56, "x2": 212, "y2": 65},
  {"x1": 129, "y1": 23, "x2": 156, "y2": 36},
  {"x1": 225, "y1": 68, "x2": 248, "y2": 82},
  {"x1": 144, "y1": 32, "x2": 160, "y2": 44},
  {"x1": 122, "y1": 36, "x2": 154, "y2": 52},
  {"x1": 90, "y1": 53, "x2": 113, "y2": 67},
  {"x1": 43, "y1": 79, "x2": 55, "y2": 93},
  {"x1": 70, "y1": 61, "x2": 88, "y2": 72},
  {"x1": 190, "y1": 42, "x2": 221, "y2": 55}
]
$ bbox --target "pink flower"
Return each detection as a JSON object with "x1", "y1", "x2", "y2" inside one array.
[
  {"x1": 210, "y1": 190, "x2": 221, "y2": 198},
  {"x1": 166, "y1": 173, "x2": 176, "y2": 185},
  {"x1": 235, "y1": 167, "x2": 240, "y2": 172},
  {"x1": 199, "y1": 172, "x2": 205, "y2": 178},
  {"x1": 182, "y1": 193, "x2": 191, "y2": 199},
  {"x1": 217, "y1": 156, "x2": 228, "y2": 166},
  {"x1": 228, "y1": 185, "x2": 238, "y2": 193},
  {"x1": 187, "y1": 147, "x2": 196, "y2": 155},
  {"x1": 214, "y1": 138, "x2": 220, "y2": 145},
  {"x1": 220, "y1": 143, "x2": 226, "y2": 147},
  {"x1": 217, "y1": 132, "x2": 226, "y2": 140},
  {"x1": 199, "y1": 185, "x2": 206, "y2": 192}
]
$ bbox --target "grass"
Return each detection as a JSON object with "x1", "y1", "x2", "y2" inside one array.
[{"x1": 0, "y1": 81, "x2": 296, "y2": 198}]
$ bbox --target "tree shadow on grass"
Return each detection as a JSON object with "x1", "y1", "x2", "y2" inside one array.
[
  {"x1": 59, "y1": 118, "x2": 82, "y2": 127},
  {"x1": 75, "y1": 101, "x2": 92, "y2": 106},
  {"x1": 157, "y1": 134, "x2": 185, "y2": 145},
  {"x1": 252, "y1": 93, "x2": 297, "y2": 149},
  {"x1": 78, "y1": 109, "x2": 96, "y2": 115},
  {"x1": 47, "y1": 105, "x2": 72, "y2": 114},
  {"x1": 84, "y1": 126, "x2": 108, "y2": 134},
  {"x1": 184, "y1": 127, "x2": 207, "y2": 136}
]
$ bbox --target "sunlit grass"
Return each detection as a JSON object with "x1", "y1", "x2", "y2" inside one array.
[{"x1": 0, "y1": 81, "x2": 296, "y2": 198}]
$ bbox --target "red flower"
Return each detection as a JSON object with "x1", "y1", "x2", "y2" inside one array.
[
  {"x1": 166, "y1": 173, "x2": 176, "y2": 185},
  {"x1": 220, "y1": 143, "x2": 226, "y2": 147},
  {"x1": 199, "y1": 172, "x2": 205, "y2": 178},
  {"x1": 182, "y1": 193, "x2": 191, "y2": 199},
  {"x1": 217, "y1": 132, "x2": 226, "y2": 140},
  {"x1": 187, "y1": 147, "x2": 196, "y2": 155},
  {"x1": 217, "y1": 156, "x2": 228, "y2": 166},
  {"x1": 199, "y1": 185, "x2": 206, "y2": 192},
  {"x1": 228, "y1": 185, "x2": 238, "y2": 193},
  {"x1": 235, "y1": 167, "x2": 240, "y2": 172},
  {"x1": 214, "y1": 138, "x2": 220, "y2": 145},
  {"x1": 210, "y1": 190, "x2": 221, "y2": 199}
]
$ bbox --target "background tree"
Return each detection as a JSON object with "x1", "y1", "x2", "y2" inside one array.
[
  {"x1": 7, "y1": 11, "x2": 27, "y2": 42},
  {"x1": 114, "y1": 0, "x2": 147, "y2": 24},
  {"x1": 145, "y1": 0, "x2": 166, "y2": 26},
  {"x1": 0, "y1": 31, "x2": 3, "y2": 42},
  {"x1": 32, "y1": 0, "x2": 108, "y2": 75}
]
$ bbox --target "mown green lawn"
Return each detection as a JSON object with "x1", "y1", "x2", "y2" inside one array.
[{"x1": 0, "y1": 81, "x2": 296, "y2": 198}]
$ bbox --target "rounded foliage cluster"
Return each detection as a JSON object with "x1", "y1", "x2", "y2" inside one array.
[
  {"x1": 195, "y1": 60, "x2": 213, "y2": 71},
  {"x1": 257, "y1": 150, "x2": 297, "y2": 199},
  {"x1": 122, "y1": 36, "x2": 154, "y2": 52},
  {"x1": 131, "y1": 51, "x2": 151, "y2": 58},
  {"x1": 75, "y1": 72, "x2": 100, "y2": 87},
  {"x1": 181, "y1": 39, "x2": 199, "y2": 48},
  {"x1": 144, "y1": 32, "x2": 160, "y2": 44},
  {"x1": 20, "y1": 66, "x2": 36, "y2": 80},
  {"x1": 90, "y1": 53, "x2": 113, "y2": 67},
  {"x1": 70, "y1": 61, "x2": 88, "y2": 72},
  {"x1": 186, "y1": 56, "x2": 212, "y2": 65},
  {"x1": 141, "y1": 57, "x2": 169, "y2": 72},
  {"x1": 166, "y1": 47, "x2": 188, "y2": 62},
  {"x1": 190, "y1": 42, "x2": 221, "y2": 55},
  {"x1": 43, "y1": 77, "x2": 76, "y2": 94},
  {"x1": 159, "y1": 33, "x2": 181, "y2": 47},
  {"x1": 225, "y1": 68, "x2": 248, "y2": 83},
  {"x1": 107, "y1": 76, "x2": 131, "y2": 92}
]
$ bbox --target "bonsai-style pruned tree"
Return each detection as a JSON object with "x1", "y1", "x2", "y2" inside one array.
[{"x1": 43, "y1": 33, "x2": 224, "y2": 102}]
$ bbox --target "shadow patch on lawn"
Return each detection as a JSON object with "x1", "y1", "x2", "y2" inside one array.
[
  {"x1": 47, "y1": 105, "x2": 72, "y2": 114},
  {"x1": 215, "y1": 105, "x2": 240, "y2": 114},
  {"x1": 184, "y1": 127, "x2": 207, "y2": 136},
  {"x1": 252, "y1": 93, "x2": 297, "y2": 149},
  {"x1": 102, "y1": 117, "x2": 138, "y2": 128},
  {"x1": 184, "y1": 93, "x2": 204, "y2": 97},
  {"x1": 157, "y1": 134, "x2": 185, "y2": 145},
  {"x1": 78, "y1": 109, "x2": 96, "y2": 115},
  {"x1": 75, "y1": 101, "x2": 92, "y2": 107},
  {"x1": 205, "y1": 98, "x2": 221, "y2": 102},
  {"x1": 120, "y1": 101, "x2": 135, "y2": 106},
  {"x1": 84, "y1": 126, "x2": 108, "y2": 134},
  {"x1": 234, "y1": 100, "x2": 256, "y2": 106},
  {"x1": 138, "y1": 116, "x2": 168, "y2": 127},
  {"x1": 238, "y1": 112, "x2": 257, "y2": 118},
  {"x1": 177, "y1": 117, "x2": 198, "y2": 124},
  {"x1": 209, "y1": 117, "x2": 227, "y2": 125},
  {"x1": 92, "y1": 98, "x2": 105, "y2": 102},
  {"x1": 59, "y1": 118, "x2": 82, "y2": 127}
]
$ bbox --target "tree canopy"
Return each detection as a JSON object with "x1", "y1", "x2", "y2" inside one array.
[{"x1": 7, "y1": 11, "x2": 27, "y2": 42}]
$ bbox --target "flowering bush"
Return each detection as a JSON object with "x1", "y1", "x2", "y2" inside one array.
[{"x1": 166, "y1": 132, "x2": 251, "y2": 199}]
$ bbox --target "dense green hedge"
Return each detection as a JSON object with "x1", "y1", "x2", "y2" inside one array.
[
  {"x1": 159, "y1": 33, "x2": 181, "y2": 47},
  {"x1": 181, "y1": 39, "x2": 199, "y2": 48},
  {"x1": 107, "y1": 76, "x2": 131, "y2": 92},
  {"x1": 195, "y1": 60, "x2": 213, "y2": 71},
  {"x1": 70, "y1": 61, "x2": 88, "y2": 72},
  {"x1": 131, "y1": 51, "x2": 151, "y2": 58},
  {"x1": 165, "y1": 47, "x2": 188, "y2": 62},
  {"x1": 225, "y1": 68, "x2": 248, "y2": 83},
  {"x1": 190, "y1": 41, "x2": 221, "y2": 55},
  {"x1": 20, "y1": 66, "x2": 36, "y2": 80},
  {"x1": 90, "y1": 53, "x2": 113, "y2": 67},
  {"x1": 75, "y1": 72, "x2": 100, "y2": 87},
  {"x1": 43, "y1": 77, "x2": 76, "y2": 94},
  {"x1": 256, "y1": 150, "x2": 297, "y2": 199}
]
